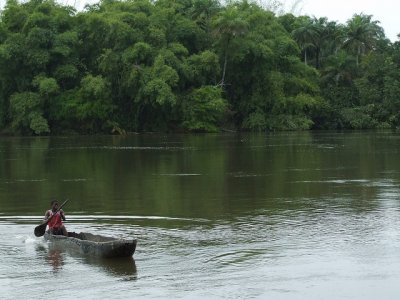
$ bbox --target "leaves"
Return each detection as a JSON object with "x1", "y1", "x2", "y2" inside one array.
[
  {"x1": 182, "y1": 86, "x2": 227, "y2": 132},
  {"x1": 33, "y1": 76, "x2": 60, "y2": 96},
  {"x1": 0, "y1": 0, "x2": 396, "y2": 134},
  {"x1": 9, "y1": 91, "x2": 49, "y2": 134},
  {"x1": 29, "y1": 112, "x2": 50, "y2": 134}
]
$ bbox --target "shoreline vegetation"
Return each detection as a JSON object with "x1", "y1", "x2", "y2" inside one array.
[{"x1": 0, "y1": 0, "x2": 399, "y2": 135}]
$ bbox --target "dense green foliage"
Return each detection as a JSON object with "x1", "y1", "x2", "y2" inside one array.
[{"x1": 0, "y1": 0, "x2": 399, "y2": 134}]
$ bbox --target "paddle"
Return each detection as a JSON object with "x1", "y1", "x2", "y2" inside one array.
[{"x1": 34, "y1": 199, "x2": 69, "y2": 237}]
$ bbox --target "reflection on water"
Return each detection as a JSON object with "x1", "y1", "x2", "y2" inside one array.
[
  {"x1": 29, "y1": 231, "x2": 138, "y2": 280},
  {"x1": 34, "y1": 243, "x2": 64, "y2": 273},
  {"x1": 43, "y1": 241, "x2": 137, "y2": 279},
  {"x1": 46, "y1": 249, "x2": 64, "y2": 272},
  {"x1": 1, "y1": 131, "x2": 400, "y2": 218},
  {"x1": 83, "y1": 256, "x2": 137, "y2": 280},
  {"x1": 2, "y1": 132, "x2": 400, "y2": 299}
]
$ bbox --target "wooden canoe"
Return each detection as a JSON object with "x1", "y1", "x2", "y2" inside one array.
[{"x1": 44, "y1": 231, "x2": 137, "y2": 258}]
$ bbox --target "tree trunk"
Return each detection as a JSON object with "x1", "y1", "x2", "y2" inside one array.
[
  {"x1": 315, "y1": 48, "x2": 320, "y2": 69},
  {"x1": 221, "y1": 51, "x2": 228, "y2": 86},
  {"x1": 304, "y1": 49, "x2": 307, "y2": 65}
]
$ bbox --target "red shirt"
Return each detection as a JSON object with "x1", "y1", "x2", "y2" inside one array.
[{"x1": 47, "y1": 210, "x2": 63, "y2": 229}]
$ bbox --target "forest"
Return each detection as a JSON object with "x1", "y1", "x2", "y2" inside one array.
[{"x1": 0, "y1": 0, "x2": 399, "y2": 134}]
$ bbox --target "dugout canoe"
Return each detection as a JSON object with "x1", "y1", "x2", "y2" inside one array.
[{"x1": 44, "y1": 231, "x2": 137, "y2": 258}]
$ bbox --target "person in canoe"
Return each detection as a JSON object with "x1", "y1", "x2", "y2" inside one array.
[{"x1": 44, "y1": 200, "x2": 68, "y2": 236}]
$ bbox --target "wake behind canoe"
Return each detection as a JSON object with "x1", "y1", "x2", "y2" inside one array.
[{"x1": 44, "y1": 232, "x2": 137, "y2": 258}]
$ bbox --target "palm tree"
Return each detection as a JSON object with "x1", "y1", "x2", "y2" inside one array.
[
  {"x1": 321, "y1": 50, "x2": 357, "y2": 86},
  {"x1": 212, "y1": 6, "x2": 249, "y2": 86},
  {"x1": 190, "y1": 0, "x2": 220, "y2": 33},
  {"x1": 322, "y1": 21, "x2": 346, "y2": 55},
  {"x1": 311, "y1": 18, "x2": 349, "y2": 69},
  {"x1": 343, "y1": 14, "x2": 384, "y2": 66},
  {"x1": 292, "y1": 16, "x2": 318, "y2": 65},
  {"x1": 309, "y1": 17, "x2": 328, "y2": 69}
]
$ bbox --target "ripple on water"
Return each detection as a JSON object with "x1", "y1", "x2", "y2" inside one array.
[
  {"x1": 52, "y1": 146, "x2": 196, "y2": 151},
  {"x1": 292, "y1": 179, "x2": 370, "y2": 184},
  {"x1": 2, "y1": 202, "x2": 400, "y2": 300},
  {"x1": 206, "y1": 248, "x2": 268, "y2": 267},
  {"x1": 157, "y1": 173, "x2": 202, "y2": 176},
  {"x1": 0, "y1": 214, "x2": 208, "y2": 223},
  {"x1": 228, "y1": 172, "x2": 269, "y2": 178},
  {"x1": 61, "y1": 178, "x2": 89, "y2": 182},
  {"x1": 2, "y1": 179, "x2": 47, "y2": 184}
]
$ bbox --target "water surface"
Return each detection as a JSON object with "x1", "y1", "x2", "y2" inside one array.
[{"x1": 1, "y1": 132, "x2": 400, "y2": 299}]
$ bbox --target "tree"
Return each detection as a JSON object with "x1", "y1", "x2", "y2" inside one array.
[
  {"x1": 212, "y1": 5, "x2": 249, "y2": 86},
  {"x1": 291, "y1": 16, "x2": 317, "y2": 65},
  {"x1": 182, "y1": 86, "x2": 227, "y2": 132},
  {"x1": 9, "y1": 91, "x2": 49, "y2": 134},
  {"x1": 343, "y1": 14, "x2": 384, "y2": 66},
  {"x1": 189, "y1": 0, "x2": 220, "y2": 34},
  {"x1": 0, "y1": 0, "x2": 396, "y2": 134}
]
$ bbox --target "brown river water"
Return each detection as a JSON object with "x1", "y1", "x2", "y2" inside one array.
[{"x1": 1, "y1": 132, "x2": 400, "y2": 299}]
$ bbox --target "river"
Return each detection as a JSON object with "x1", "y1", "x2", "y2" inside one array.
[{"x1": 1, "y1": 131, "x2": 400, "y2": 299}]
